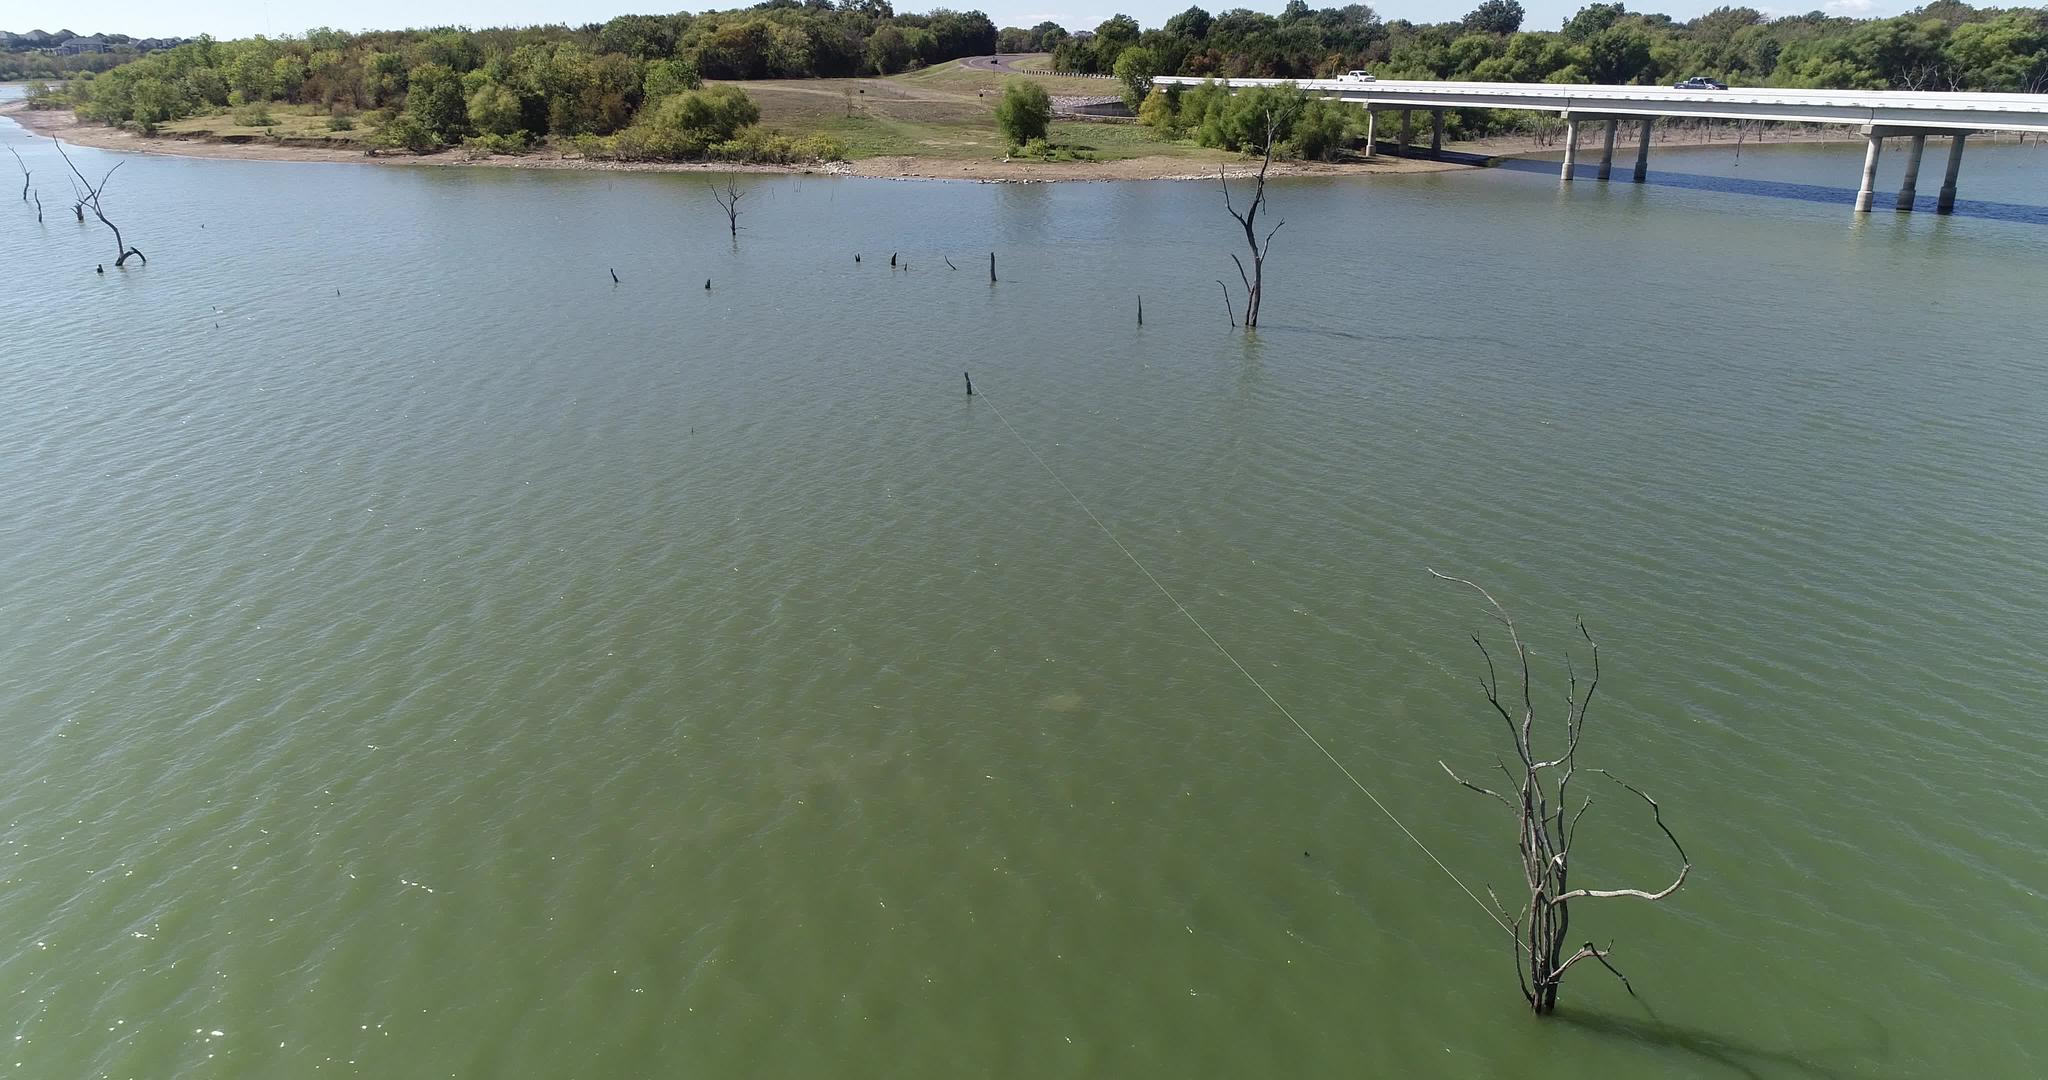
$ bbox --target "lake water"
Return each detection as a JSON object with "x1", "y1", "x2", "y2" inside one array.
[{"x1": 4, "y1": 106, "x2": 2047, "y2": 1077}]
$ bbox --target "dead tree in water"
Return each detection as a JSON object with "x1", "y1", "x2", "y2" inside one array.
[
  {"x1": 1218, "y1": 110, "x2": 1282, "y2": 329},
  {"x1": 53, "y1": 139, "x2": 145, "y2": 266},
  {"x1": 9, "y1": 146, "x2": 27, "y2": 202},
  {"x1": 1429, "y1": 570, "x2": 1690, "y2": 1015},
  {"x1": 708, "y1": 176, "x2": 744, "y2": 238}
]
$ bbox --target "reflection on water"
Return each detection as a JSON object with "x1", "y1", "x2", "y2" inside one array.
[{"x1": 1490, "y1": 153, "x2": 2048, "y2": 224}]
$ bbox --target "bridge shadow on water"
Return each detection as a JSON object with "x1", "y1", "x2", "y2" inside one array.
[{"x1": 1470, "y1": 155, "x2": 2048, "y2": 225}]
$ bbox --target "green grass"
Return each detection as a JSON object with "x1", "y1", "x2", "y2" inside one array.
[
  {"x1": 159, "y1": 102, "x2": 370, "y2": 145},
  {"x1": 728, "y1": 63, "x2": 1220, "y2": 164},
  {"x1": 149, "y1": 63, "x2": 1214, "y2": 167}
]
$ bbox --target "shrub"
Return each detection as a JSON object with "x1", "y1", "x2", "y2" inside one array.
[
  {"x1": 566, "y1": 132, "x2": 615, "y2": 159},
  {"x1": 642, "y1": 58, "x2": 702, "y2": 101},
  {"x1": 461, "y1": 132, "x2": 532, "y2": 158},
  {"x1": 1009, "y1": 137, "x2": 1095, "y2": 162},
  {"x1": 1138, "y1": 86, "x2": 1179, "y2": 136},
  {"x1": 646, "y1": 84, "x2": 760, "y2": 142},
  {"x1": 711, "y1": 128, "x2": 847, "y2": 163},
  {"x1": 374, "y1": 113, "x2": 443, "y2": 152},
  {"x1": 605, "y1": 85, "x2": 762, "y2": 161},
  {"x1": 231, "y1": 101, "x2": 275, "y2": 127},
  {"x1": 327, "y1": 111, "x2": 356, "y2": 131},
  {"x1": 994, "y1": 79, "x2": 1052, "y2": 144}
]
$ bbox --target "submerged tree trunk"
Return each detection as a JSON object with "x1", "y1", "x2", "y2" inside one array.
[
  {"x1": 709, "y1": 177, "x2": 744, "y2": 238},
  {"x1": 1219, "y1": 112, "x2": 1282, "y2": 329},
  {"x1": 1430, "y1": 571, "x2": 1691, "y2": 1014}
]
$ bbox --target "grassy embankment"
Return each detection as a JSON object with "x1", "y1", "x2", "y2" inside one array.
[
  {"x1": 730, "y1": 61, "x2": 1217, "y2": 163},
  {"x1": 156, "y1": 105, "x2": 373, "y2": 146},
  {"x1": 153, "y1": 57, "x2": 1223, "y2": 166}
]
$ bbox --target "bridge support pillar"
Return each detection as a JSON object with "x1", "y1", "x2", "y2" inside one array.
[
  {"x1": 1400, "y1": 110, "x2": 1413, "y2": 157},
  {"x1": 1854, "y1": 133, "x2": 1883, "y2": 213},
  {"x1": 1431, "y1": 107, "x2": 1444, "y2": 159},
  {"x1": 1937, "y1": 133, "x2": 1966, "y2": 214},
  {"x1": 1895, "y1": 133, "x2": 1926, "y2": 211},
  {"x1": 1597, "y1": 118, "x2": 1618, "y2": 181},
  {"x1": 1363, "y1": 109, "x2": 1376, "y2": 158},
  {"x1": 1633, "y1": 117, "x2": 1652, "y2": 182},
  {"x1": 1561, "y1": 119, "x2": 1580, "y2": 181}
]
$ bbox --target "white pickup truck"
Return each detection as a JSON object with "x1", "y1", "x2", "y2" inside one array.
[{"x1": 1337, "y1": 70, "x2": 1376, "y2": 82}]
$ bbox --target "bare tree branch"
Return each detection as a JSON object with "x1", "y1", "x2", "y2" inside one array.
[
  {"x1": 1550, "y1": 770, "x2": 1690, "y2": 904},
  {"x1": 1434, "y1": 573, "x2": 1688, "y2": 1014},
  {"x1": 52, "y1": 139, "x2": 145, "y2": 266},
  {"x1": 1550, "y1": 941, "x2": 1638, "y2": 998},
  {"x1": 1216, "y1": 109, "x2": 1283, "y2": 328},
  {"x1": 1440, "y1": 760, "x2": 1513, "y2": 808},
  {"x1": 708, "y1": 176, "x2": 744, "y2": 238}
]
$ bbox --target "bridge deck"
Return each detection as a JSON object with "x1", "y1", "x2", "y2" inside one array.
[{"x1": 1150, "y1": 77, "x2": 2048, "y2": 134}]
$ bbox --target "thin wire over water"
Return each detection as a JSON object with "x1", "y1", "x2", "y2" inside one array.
[{"x1": 974, "y1": 381, "x2": 1516, "y2": 939}]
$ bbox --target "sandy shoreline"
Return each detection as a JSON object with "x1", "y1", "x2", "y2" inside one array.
[{"x1": 3, "y1": 99, "x2": 1864, "y2": 182}]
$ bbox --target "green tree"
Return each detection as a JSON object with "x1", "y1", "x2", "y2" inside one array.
[
  {"x1": 226, "y1": 46, "x2": 279, "y2": 101},
  {"x1": 466, "y1": 81, "x2": 524, "y2": 135},
  {"x1": 643, "y1": 57, "x2": 703, "y2": 101},
  {"x1": 1563, "y1": 3, "x2": 1628, "y2": 43},
  {"x1": 994, "y1": 77, "x2": 1052, "y2": 144},
  {"x1": 361, "y1": 51, "x2": 408, "y2": 107},
  {"x1": 1586, "y1": 25, "x2": 1654, "y2": 82},
  {"x1": 866, "y1": 25, "x2": 914, "y2": 73},
  {"x1": 1464, "y1": 0, "x2": 1526, "y2": 35},
  {"x1": 1165, "y1": 6, "x2": 1214, "y2": 39},
  {"x1": 406, "y1": 62, "x2": 468, "y2": 137},
  {"x1": 1113, "y1": 45, "x2": 1160, "y2": 110},
  {"x1": 1092, "y1": 14, "x2": 1143, "y2": 67}
]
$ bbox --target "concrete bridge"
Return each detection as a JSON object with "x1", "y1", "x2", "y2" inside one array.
[{"x1": 1151, "y1": 76, "x2": 2048, "y2": 214}]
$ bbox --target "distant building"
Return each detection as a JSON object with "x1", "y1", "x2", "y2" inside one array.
[{"x1": 0, "y1": 27, "x2": 180, "y2": 53}]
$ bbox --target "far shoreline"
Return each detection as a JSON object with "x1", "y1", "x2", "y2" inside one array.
[{"x1": 2, "y1": 98, "x2": 1873, "y2": 183}]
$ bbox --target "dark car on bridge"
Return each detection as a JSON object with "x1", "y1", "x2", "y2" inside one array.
[{"x1": 1674, "y1": 76, "x2": 1729, "y2": 90}]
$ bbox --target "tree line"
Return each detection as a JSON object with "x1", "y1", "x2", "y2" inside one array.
[
  {"x1": 1060, "y1": 1, "x2": 2047, "y2": 93},
  {"x1": 33, "y1": 5, "x2": 1003, "y2": 160}
]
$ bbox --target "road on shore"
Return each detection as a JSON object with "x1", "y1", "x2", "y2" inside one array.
[{"x1": 959, "y1": 54, "x2": 1026, "y2": 73}]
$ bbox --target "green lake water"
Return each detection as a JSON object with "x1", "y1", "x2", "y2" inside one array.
[{"x1": 4, "y1": 108, "x2": 2047, "y2": 1077}]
